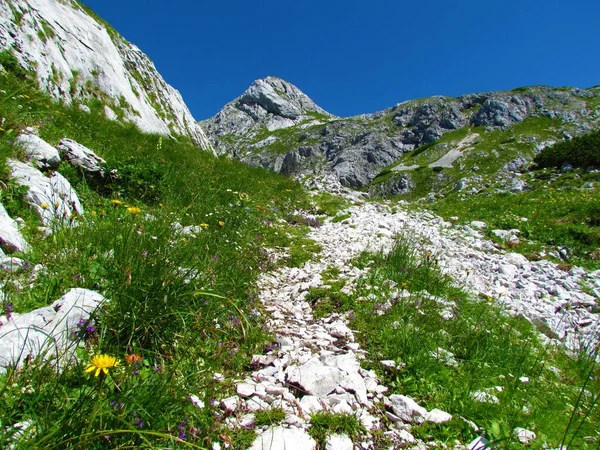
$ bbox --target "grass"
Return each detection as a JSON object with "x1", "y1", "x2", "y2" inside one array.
[
  {"x1": 0, "y1": 51, "x2": 319, "y2": 449},
  {"x1": 345, "y1": 235, "x2": 600, "y2": 448}
]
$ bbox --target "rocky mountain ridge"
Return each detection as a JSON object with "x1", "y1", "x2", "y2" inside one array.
[
  {"x1": 202, "y1": 77, "x2": 600, "y2": 193},
  {"x1": 0, "y1": 0, "x2": 213, "y2": 150}
]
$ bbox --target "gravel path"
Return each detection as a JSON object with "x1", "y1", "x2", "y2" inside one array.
[{"x1": 222, "y1": 181, "x2": 600, "y2": 449}]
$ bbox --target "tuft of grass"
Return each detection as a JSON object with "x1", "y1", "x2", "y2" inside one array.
[
  {"x1": 308, "y1": 412, "x2": 365, "y2": 448},
  {"x1": 254, "y1": 408, "x2": 286, "y2": 427}
]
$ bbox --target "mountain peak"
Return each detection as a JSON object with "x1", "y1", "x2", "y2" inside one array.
[
  {"x1": 239, "y1": 76, "x2": 329, "y2": 120},
  {"x1": 202, "y1": 77, "x2": 333, "y2": 141}
]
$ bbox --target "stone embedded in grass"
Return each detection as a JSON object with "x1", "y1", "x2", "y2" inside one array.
[
  {"x1": 470, "y1": 391, "x2": 500, "y2": 404},
  {"x1": 0, "y1": 256, "x2": 30, "y2": 273},
  {"x1": 388, "y1": 395, "x2": 427, "y2": 424},
  {"x1": 219, "y1": 396, "x2": 240, "y2": 413},
  {"x1": 0, "y1": 203, "x2": 30, "y2": 254},
  {"x1": 8, "y1": 160, "x2": 84, "y2": 227},
  {"x1": 57, "y1": 138, "x2": 107, "y2": 180},
  {"x1": 0, "y1": 288, "x2": 105, "y2": 373},
  {"x1": 16, "y1": 133, "x2": 61, "y2": 170},
  {"x1": 513, "y1": 427, "x2": 536, "y2": 444},
  {"x1": 424, "y1": 408, "x2": 452, "y2": 424}
]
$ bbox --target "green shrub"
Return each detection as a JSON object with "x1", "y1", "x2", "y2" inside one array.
[{"x1": 534, "y1": 130, "x2": 600, "y2": 169}]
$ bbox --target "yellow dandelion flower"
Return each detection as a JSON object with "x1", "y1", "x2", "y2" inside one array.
[
  {"x1": 91, "y1": 210, "x2": 97, "y2": 216},
  {"x1": 111, "y1": 199, "x2": 123, "y2": 206},
  {"x1": 85, "y1": 354, "x2": 119, "y2": 377},
  {"x1": 218, "y1": 221, "x2": 225, "y2": 227},
  {"x1": 40, "y1": 203, "x2": 50, "y2": 210},
  {"x1": 200, "y1": 223, "x2": 209, "y2": 228},
  {"x1": 127, "y1": 207, "x2": 142, "y2": 215}
]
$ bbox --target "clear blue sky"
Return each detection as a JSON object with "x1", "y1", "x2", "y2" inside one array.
[{"x1": 82, "y1": 0, "x2": 599, "y2": 120}]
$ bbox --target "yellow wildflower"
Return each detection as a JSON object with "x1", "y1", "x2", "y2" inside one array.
[
  {"x1": 218, "y1": 221, "x2": 225, "y2": 227},
  {"x1": 239, "y1": 192, "x2": 249, "y2": 201},
  {"x1": 127, "y1": 207, "x2": 142, "y2": 215},
  {"x1": 40, "y1": 203, "x2": 50, "y2": 210},
  {"x1": 111, "y1": 199, "x2": 123, "y2": 206},
  {"x1": 200, "y1": 223, "x2": 209, "y2": 228},
  {"x1": 85, "y1": 354, "x2": 119, "y2": 377}
]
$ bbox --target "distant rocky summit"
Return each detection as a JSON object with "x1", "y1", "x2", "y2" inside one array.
[
  {"x1": 0, "y1": 0, "x2": 213, "y2": 150},
  {"x1": 202, "y1": 78, "x2": 600, "y2": 191}
]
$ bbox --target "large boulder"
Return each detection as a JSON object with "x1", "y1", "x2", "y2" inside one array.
[
  {"x1": 0, "y1": 288, "x2": 105, "y2": 372},
  {"x1": 57, "y1": 138, "x2": 107, "y2": 180},
  {"x1": 15, "y1": 133, "x2": 61, "y2": 170},
  {"x1": 8, "y1": 160, "x2": 83, "y2": 227}
]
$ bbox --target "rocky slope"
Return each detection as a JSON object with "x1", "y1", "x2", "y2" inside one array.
[
  {"x1": 0, "y1": 0, "x2": 213, "y2": 150},
  {"x1": 202, "y1": 78, "x2": 600, "y2": 193}
]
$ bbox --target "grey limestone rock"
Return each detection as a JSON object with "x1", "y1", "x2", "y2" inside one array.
[
  {"x1": 57, "y1": 138, "x2": 107, "y2": 179},
  {"x1": 15, "y1": 133, "x2": 61, "y2": 170},
  {"x1": 0, "y1": 203, "x2": 30, "y2": 254},
  {"x1": 0, "y1": 288, "x2": 105, "y2": 372},
  {"x1": 326, "y1": 434, "x2": 354, "y2": 450},
  {"x1": 249, "y1": 426, "x2": 317, "y2": 450},
  {"x1": 8, "y1": 160, "x2": 84, "y2": 227}
]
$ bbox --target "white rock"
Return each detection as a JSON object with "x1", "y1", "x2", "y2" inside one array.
[
  {"x1": 286, "y1": 357, "x2": 341, "y2": 397},
  {"x1": 0, "y1": 288, "x2": 105, "y2": 372},
  {"x1": 57, "y1": 138, "x2": 106, "y2": 178},
  {"x1": 470, "y1": 221, "x2": 487, "y2": 229},
  {"x1": 504, "y1": 253, "x2": 529, "y2": 268},
  {"x1": 15, "y1": 134, "x2": 61, "y2": 170},
  {"x1": 8, "y1": 160, "x2": 83, "y2": 227},
  {"x1": 424, "y1": 408, "x2": 452, "y2": 424},
  {"x1": 513, "y1": 427, "x2": 536, "y2": 444},
  {"x1": 388, "y1": 395, "x2": 427, "y2": 423},
  {"x1": 0, "y1": 203, "x2": 30, "y2": 254},
  {"x1": 188, "y1": 394, "x2": 205, "y2": 409},
  {"x1": 499, "y1": 264, "x2": 517, "y2": 277},
  {"x1": 299, "y1": 395, "x2": 325, "y2": 414},
  {"x1": 237, "y1": 383, "x2": 255, "y2": 398},
  {"x1": 219, "y1": 396, "x2": 239, "y2": 413},
  {"x1": 326, "y1": 434, "x2": 354, "y2": 450},
  {"x1": 471, "y1": 391, "x2": 499, "y2": 404},
  {"x1": 0, "y1": 256, "x2": 29, "y2": 273},
  {"x1": 249, "y1": 426, "x2": 316, "y2": 450},
  {"x1": 398, "y1": 429, "x2": 417, "y2": 444}
]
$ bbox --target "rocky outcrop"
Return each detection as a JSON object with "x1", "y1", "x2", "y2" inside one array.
[
  {"x1": 203, "y1": 79, "x2": 600, "y2": 190},
  {"x1": 202, "y1": 76, "x2": 333, "y2": 145},
  {"x1": 0, "y1": 0, "x2": 213, "y2": 151}
]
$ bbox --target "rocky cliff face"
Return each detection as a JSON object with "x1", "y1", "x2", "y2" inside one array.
[
  {"x1": 202, "y1": 79, "x2": 600, "y2": 191},
  {"x1": 0, "y1": 0, "x2": 213, "y2": 151}
]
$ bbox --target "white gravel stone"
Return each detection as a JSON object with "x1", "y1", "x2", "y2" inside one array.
[
  {"x1": 326, "y1": 434, "x2": 354, "y2": 450},
  {"x1": 249, "y1": 426, "x2": 316, "y2": 450},
  {"x1": 389, "y1": 395, "x2": 427, "y2": 424},
  {"x1": 513, "y1": 427, "x2": 536, "y2": 444}
]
